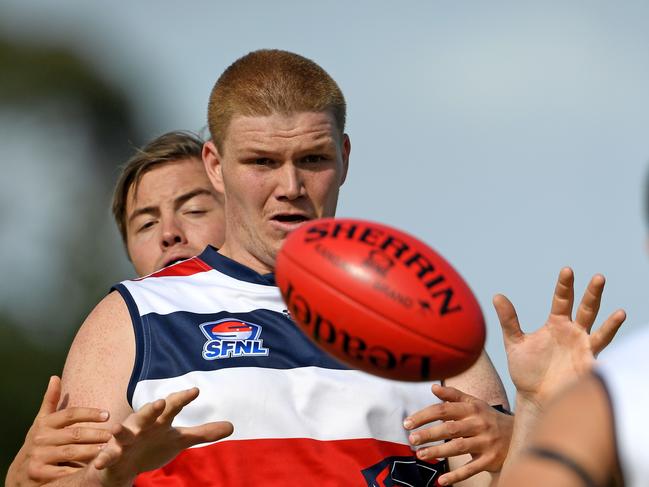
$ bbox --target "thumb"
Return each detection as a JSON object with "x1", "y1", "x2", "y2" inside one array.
[
  {"x1": 37, "y1": 375, "x2": 61, "y2": 416},
  {"x1": 493, "y1": 294, "x2": 524, "y2": 345}
]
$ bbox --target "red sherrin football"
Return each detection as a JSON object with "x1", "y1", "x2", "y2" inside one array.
[{"x1": 275, "y1": 218, "x2": 485, "y2": 381}]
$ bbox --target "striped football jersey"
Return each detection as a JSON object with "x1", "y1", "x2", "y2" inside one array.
[{"x1": 114, "y1": 246, "x2": 446, "y2": 486}]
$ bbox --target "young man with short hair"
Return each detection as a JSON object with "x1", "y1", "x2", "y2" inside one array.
[{"x1": 50, "y1": 49, "x2": 511, "y2": 487}]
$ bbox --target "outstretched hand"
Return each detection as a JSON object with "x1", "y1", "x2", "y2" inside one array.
[
  {"x1": 494, "y1": 267, "x2": 625, "y2": 405},
  {"x1": 404, "y1": 384, "x2": 513, "y2": 486},
  {"x1": 90, "y1": 388, "x2": 233, "y2": 487},
  {"x1": 6, "y1": 376, "x2": 112, "y2": 487}
]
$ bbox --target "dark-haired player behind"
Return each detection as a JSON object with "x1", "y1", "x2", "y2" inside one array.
[{"x1": 6, "y1": 131, "x2": 224, "y2": 487}]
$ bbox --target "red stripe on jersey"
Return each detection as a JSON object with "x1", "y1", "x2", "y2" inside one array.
[
  {"x1": 134, "y1": 437, "x2": 443, "y2": 486},
  {"x1": 135, "y1": 257, "x2": 211, "y2": 280}
]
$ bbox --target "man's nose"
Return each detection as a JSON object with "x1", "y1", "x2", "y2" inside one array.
[
  {"x1": 161, "y1": 218, "x2": 187, "y2": 248},
  {"x1": 276, "y1": 163, "x2": 305, "y2": 200}
]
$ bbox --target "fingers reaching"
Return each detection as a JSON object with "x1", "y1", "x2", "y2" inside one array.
[
  {"x1": 93, "y1": 387, "x2": 228, "y2": 476},
  {"x1": 127, "y1": 399, "x2": 166, "y2": 433},
  {"x1": 404, "y1": 400, "x2": 469, "y2": 431},
  {"x1": 177, "y1": 421, "x2": 234, "y2": 447},
  {"x1": 575, "y1": 274, "x2": 605, "y2": 332},
  {"x1": 437, "y1": 457, "x2": 484, "y2": 486},
  {"x1": 93, "y1": 442, "x2": 119, "y2": 471},
  {"x1": 39, "y1": 443, "x2": 106, "y2": 465},
  {"x1": 430, "y1": 384, "x2": 474, "y2": 404},
  {"x1": 408, "y1": 417, "x2": 479, "y2": 446},
  {"x1": 590, "y1": 309, "x2": 626, "y2": 355},
  {"x1": 416, "y1": 438, "x2": 474, "y2": 461},
  {"x1": 38, "y1": 376, "x2": 61, "y2": 417},
  {"x1": 48, "y1": 407, "x2": 110, "y2": 429},
  {"x1": 46, "y1": 426, "x2": 112, "y2": 447},
  {"x1": 158, "y1": 388, "x2": 200, "y2": 424},
  {"x1": 493, "y1": 294, "x2": 523, "y2": 344},
  {"x1": 549, "y1": 267, "x2": 575, "y2": 319}
]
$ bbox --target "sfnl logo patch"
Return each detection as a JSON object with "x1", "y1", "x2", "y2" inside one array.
[{"x1": 200, "y1": 319, "x2": 270, "y2": 360}]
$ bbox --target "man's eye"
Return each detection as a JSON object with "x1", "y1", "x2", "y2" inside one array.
[
  {"x1": 302, "y1": 154, "x2": 326, "y2": 163},
  {"x1": 254, "y1": 157, "x2": 274, "y2": 166},
  {"x1": 138, "y1": 221, "x2": 156, "y2": 232},
  {"x1": 186, "y1": 209, "x2": 207, "y2": 216}
]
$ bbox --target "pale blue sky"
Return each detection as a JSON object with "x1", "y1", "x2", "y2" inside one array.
[{"x1": 2, "y1": 0, "x2": 649, "y2": 400}]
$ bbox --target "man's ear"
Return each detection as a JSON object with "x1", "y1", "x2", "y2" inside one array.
[
  {"x1": 203, "y1": 140, "x2": 224, "y2": 193},
  {"x1": 340, "y1": 133, "x2": 351, "y2": 186}
]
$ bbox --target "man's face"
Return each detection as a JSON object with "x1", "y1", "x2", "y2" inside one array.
[
  {"x1": 204, "y1": 111, "x2": 350, "y2": 274},
  {"x1": 125, "y1": 157, "x2": 225, "y2": 276}
]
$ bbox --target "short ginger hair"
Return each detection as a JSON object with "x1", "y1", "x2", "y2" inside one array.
[
  {"x1": 207, "y1": 49, "x2": 346, "y2": 151},
  {"x1": 112, "y1": 130, "x2": 204, "y2": 246}
]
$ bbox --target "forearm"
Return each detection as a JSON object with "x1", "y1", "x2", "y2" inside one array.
[
  {"x1": 499, "y1": 394, "x2": 542, "y2": 476},
  {"x1": 444, "y1": 351, "x2": 509, "y2": 407}
]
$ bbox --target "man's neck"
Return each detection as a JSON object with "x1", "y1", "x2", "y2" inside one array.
[{"x1": 218, "y1": 242, "x2": 275, "y2": 275}]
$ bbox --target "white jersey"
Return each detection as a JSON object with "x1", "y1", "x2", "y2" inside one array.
[{"x1": 597, "y1": 326, "x2": 649, "y2": 487}]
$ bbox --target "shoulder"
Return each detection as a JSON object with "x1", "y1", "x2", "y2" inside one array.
[{"x1": 66, "y1": 292, "x2": 132, "y2": 362}]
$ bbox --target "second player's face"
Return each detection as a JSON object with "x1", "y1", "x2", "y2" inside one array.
[
  {"x1": 206, "y1": 111, "x2": 350, "y2": 274},
  {"x1": 125, "y1": 157, "x2": 225, "y2": 276}
]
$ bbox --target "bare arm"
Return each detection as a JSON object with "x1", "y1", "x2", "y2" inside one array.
[
  {"x1": 499, "y1": 375, "x2": 619, "y2": 486},
  {"x1": 18, "y1": 292, "x2": 136, "y2": 487},
  {"x1": 59, "y1": 292, "x2": 135, "y2": 423}
]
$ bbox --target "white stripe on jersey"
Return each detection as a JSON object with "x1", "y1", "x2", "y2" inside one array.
[
  {"x1": 598, "y1": 326, "x2": 649, "y2": 487},
  {"x1": 132, "y1": 366, "x2": 436, "y2": 446},
  {"x1": 122, "y1": 269, "x2": 285, "y2": 316}
]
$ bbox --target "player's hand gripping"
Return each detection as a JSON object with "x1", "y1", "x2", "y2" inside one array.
[
  {"x1": 86, "y1": 388, "x2": 233, "y2": 487},
  {"x1": 404, "y1": 385, "x2": 513, "y2": 486},
  {"x1": 6, "y1": 376, "x2": 112, "y2": 486},
  {"x1": 494, "y1": 267, "x2": 626, "y2": 406}
]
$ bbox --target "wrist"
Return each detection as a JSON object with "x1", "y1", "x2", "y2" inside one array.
[
  {"x1": 491, "y1": 403, "x2": 514, "y2": 415},
  {"x1": 514, "y1": 393, "x2": 544, "y2": 418}
]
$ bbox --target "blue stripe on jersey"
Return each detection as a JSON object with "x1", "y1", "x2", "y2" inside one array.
[
  {"x1": 116, "y1": 247, "x2": 351, "y2": 406},
  {"x1": 199, "y1": 245, "x2": 276, "y2": 286},
  {"x1": 114, "y1": 283, "x2": 349, "y2": 405},
  {"x1": 116, "y1": 283, "x2": 147, "y2": 405}
]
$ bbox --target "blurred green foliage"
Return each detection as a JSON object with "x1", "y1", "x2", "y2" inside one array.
[
  {"x1": 0, "y1": 35, "x2": 144, "y2": 479},
  {"x1": 0, "y1": 313, "x2": 68, "y2": 474},
  {"x1": 0, "y1": 36, "x2": 138, "y2": 167}
]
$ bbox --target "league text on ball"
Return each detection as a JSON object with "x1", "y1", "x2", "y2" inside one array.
[{"x1": 304, "y1": 220, "x2": 462, "y2": 316}]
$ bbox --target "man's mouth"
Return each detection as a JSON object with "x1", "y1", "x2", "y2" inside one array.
[
  {"x1": 269, "y1": 213, "x2": 312, "y2": 232},
  {"x1": 272, "y1": 214, "x2": 310, "y2": 224}
]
